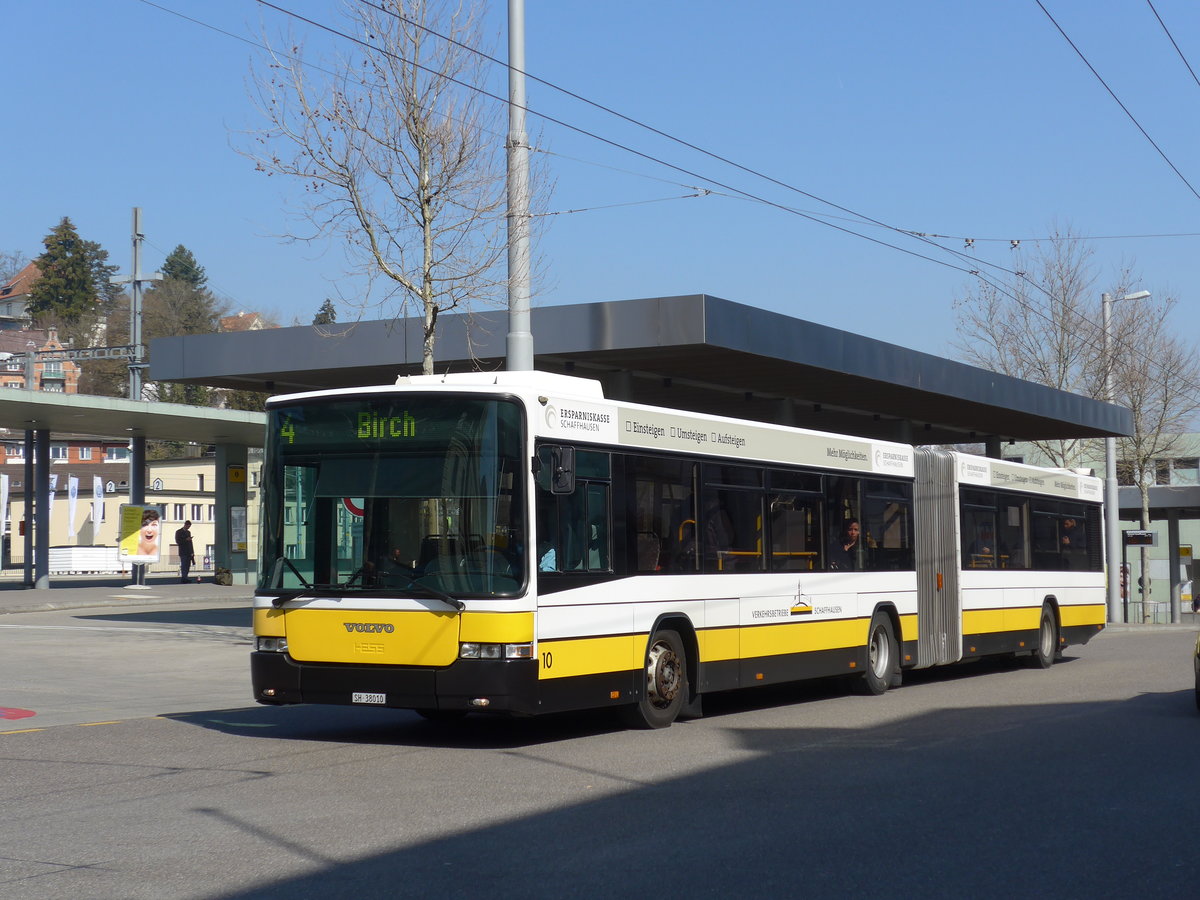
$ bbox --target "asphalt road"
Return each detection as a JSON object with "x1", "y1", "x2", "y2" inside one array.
[{"x1": 2, "y1": 602, "x2": 1198, "y2": 900}]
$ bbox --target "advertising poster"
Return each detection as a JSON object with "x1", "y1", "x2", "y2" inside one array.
[{"x1": 118, "y1": 504, "x2": 163, "y2": 564}]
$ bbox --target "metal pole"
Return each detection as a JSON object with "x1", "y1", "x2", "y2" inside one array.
[
  {"x1": 23, "y1": 430, "x2": 33, "y2": 587},
  {"x1": 34, "y1": 429, "x2": 50, "y2": 589},
  {"x1": 129, "y1": 207, "x2": 145, "y2": 402},
  {"x1": 1102, "y1": 292, "x2": 1122, "y2": 623},
  {"x1": 128, "y1": 208, "x2": 147, "y2": 586},
  {"x1": 505, "y1": 0, "x2": 533, "y2": 371}
]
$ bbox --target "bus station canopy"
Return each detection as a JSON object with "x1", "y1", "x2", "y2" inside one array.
[
  {"x1": 0, "y1": 389, "x2": 266, "y2": 446},
  {"x1": 150, "y1": 294, "x2": 1132, "y2": 448}
]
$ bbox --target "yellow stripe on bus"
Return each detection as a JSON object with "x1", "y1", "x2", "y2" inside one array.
[
  {"x1": 1060, "y1": 604, "x2": 1105, "y2": 627},
  {"x1": 538, "y1": 634, "x2": 639, "y2": 680}
]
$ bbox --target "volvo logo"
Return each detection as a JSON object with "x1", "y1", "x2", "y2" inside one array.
[{"x1": 343, "y1": 623, "x2": 395, "y2": 633}]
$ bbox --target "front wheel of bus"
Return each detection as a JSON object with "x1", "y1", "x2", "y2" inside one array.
[
  {"x1": 859, "y1": 613, "x2": 898, "y2": 696},
  {"x1": 623, "y1": 628, "x2": 688, "y2": 729},
  {"x1": 1030, "y1": 604, "x2": 1058, "y2": 669}
]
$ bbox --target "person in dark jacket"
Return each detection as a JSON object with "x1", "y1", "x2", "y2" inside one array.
[{"x1": 175, "y1": 520, "x2": 196, "y2": 583}]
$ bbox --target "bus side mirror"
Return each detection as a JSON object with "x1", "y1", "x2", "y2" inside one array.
[{"x1": 551, "y1": 446, "x2": 575, "y2": 494}]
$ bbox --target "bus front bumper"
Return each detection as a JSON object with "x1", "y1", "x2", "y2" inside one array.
[{"x1": 251, "y1": 651, "x2": 540, "y2": 715}]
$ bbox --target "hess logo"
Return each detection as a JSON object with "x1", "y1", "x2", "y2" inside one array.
[{"x1": 343, "y1": 623, "x2": 395, "y2": 634}]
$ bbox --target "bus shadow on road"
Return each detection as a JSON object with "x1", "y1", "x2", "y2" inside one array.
[
  {"x1": 166, "y1": 702, "x2": 629, "y2": 750},
  {"x1": 76, "y1": 606, "x2": 253, "y2": 629},
  {"x1": 165, "y1": 651, "x2": 1088, "y2": 751}
]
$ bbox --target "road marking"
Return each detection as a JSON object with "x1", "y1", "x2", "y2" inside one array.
[
  {"x1": 0, "y1": 728, "x2": 45, "y2": 735},
  {"x1": 1, "y1": 706, "x2": 36, "y2": 720},
  {"x1": 77, "y1": 721, "x2": 121, "y2": 727}
]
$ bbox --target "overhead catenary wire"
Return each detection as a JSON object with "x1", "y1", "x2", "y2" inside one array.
[
  {"x1": 1035, "y1": 0, "x2": 1200, "y2": 203},
  {"x1": 136, "y1": 0, "x2": 1196, "y2": 402}
]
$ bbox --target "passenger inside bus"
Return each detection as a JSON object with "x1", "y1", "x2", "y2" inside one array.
[{"x1": 828, "y1": 518, "x2": 862, "y2": 570}]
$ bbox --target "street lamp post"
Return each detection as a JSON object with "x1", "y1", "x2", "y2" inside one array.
[{"x1": 1103, "y1": 289, "x2": 1150, "y2": 624}]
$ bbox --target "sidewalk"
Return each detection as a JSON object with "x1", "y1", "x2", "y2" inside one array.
[{"x1": 0, "y1": 574, "x2": 254, "y2": 615}]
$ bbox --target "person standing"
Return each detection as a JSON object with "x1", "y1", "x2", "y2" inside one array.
[{"x1": 175, "y1": 520, "x2": 196, "y2": 584}]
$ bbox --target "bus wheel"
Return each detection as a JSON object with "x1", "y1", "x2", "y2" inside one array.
[
  {"x1": 1030, "y1": 605, "x2": 1058, "y2": 669},
  {"x1": 623, "y1": 628, "x2": 688, "y2": 729},
  {"x1": 858, "y1": 613, "x2": 898, "y2": 696}
]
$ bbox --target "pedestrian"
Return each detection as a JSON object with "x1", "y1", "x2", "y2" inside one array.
[{"x1": 175, "y1": 519, "x2": 196, "y2": 584}]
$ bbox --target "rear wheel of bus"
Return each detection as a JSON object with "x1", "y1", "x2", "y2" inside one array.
[
  {"x1": 623, "y1": 628, "x2": 688, "y2": 729},
  {"x1": 858, "y1": 612, "x2": 899, "y2": 695},
  {"x1": 1029, "y1": 603, "x2": 1058, "y2": 669}
]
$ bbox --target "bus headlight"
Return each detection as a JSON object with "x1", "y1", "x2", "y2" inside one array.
[
  {"x1": 459, "y1": 642, "x2": 533, "y2": 660},
  {"x1": 256, "y1": 637, "x2": 289, "y2": 653}
]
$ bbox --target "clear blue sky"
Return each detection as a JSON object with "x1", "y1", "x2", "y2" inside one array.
[{"x1": 3, "y1": 1, "x2": 1198, "y2": 359}]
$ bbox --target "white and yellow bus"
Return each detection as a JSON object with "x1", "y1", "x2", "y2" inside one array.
[{"x1": 252, "y1": 372, "x2": 1105, "y2": 727}]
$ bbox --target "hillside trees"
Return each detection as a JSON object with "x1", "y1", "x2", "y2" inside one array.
[
  {"x1": 145, "y1": 245, "x2": 228, "y2": 406},
  {"x1": 244, "y1": 0, "x2": 514, "y2": 375}
]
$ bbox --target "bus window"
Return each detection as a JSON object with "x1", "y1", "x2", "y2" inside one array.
[
  {"x1": 768, "y1": 491, "x2": 821, "y2": 571},
  {"x1": 863, "y1": 480, "x2": 913, "y2": 571},
  {"x1": 825, "y1": 475, "x2": 862, "y2": 571},
  {"x1": 536, "y1": 448, "x2": 611, "y2": 574},
  {"x1": 702, "y1": 488, "x2": 763, "y2": 573},
  {"x1": 631, "y1": 457, "x2": 695, "y2": 573}
]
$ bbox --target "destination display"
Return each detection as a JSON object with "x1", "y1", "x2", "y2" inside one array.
[{"x1": 269, "y1": 397, "x2": 521, "y2": 452}]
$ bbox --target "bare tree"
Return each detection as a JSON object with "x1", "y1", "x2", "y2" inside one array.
[
  {"x1": 953, "y1": 226, "x2": 1200, "y2": 619},
  {"x1": 0, "y1": 250, "x2": 29, "y2": 285},
  {"x1": 1109, "y1": 295, "x2": 1200, "y2": 618},
  {"x1": 952, "y1": 226, "x2": 1103, "y2": 468},
  {"x1": 244, "y1": 0, "x2": 509, "y2": 375}
]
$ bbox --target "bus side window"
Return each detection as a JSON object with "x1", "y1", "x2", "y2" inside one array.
[{"x1": 535, "y1": 446, "x2": 612, "y2": 574}]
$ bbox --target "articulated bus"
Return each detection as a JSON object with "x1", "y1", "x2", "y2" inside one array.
[{"x1": 251, "y1": 372, "x2": 1106, "y2": 728}]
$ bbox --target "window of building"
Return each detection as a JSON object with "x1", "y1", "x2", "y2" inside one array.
[
  {"x1": 173, "y1": 504, "x2": 185, "y2": 521},
  {"x1": 78, "y1": 446, "x2": 92, "y2": 461},
  {"x1": 197, "y1": 474, "x2": 205, "y2": 491},
  {"x1": 50, "y1": 443, "x2": 68, "y2": 461},
  {"x1": 106, "y1": 447, "x2": 129, "y2": 462},
  {"x1": 191, "y1": 504, "x2": 203, "y2": 521},
  {"x1": 1173, "y1": 458, "x2": 1199, "y2": 486},
  {"x1": 1155, "y1": 459, "x2": 1172, "y2": 485},
  {"x1": 5, "y1": 445, "x2": 23, "y2": 458},
  {"x1": 207, "y1": 504, "x2": 215, "y2": 521}
]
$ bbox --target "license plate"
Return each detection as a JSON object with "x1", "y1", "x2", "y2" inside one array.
[{"x1": 352, "y1": 692, "x2": 386, "y2": 705}]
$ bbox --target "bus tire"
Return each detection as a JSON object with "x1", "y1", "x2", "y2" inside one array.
[
  {"x1": 622, "y1": 628, "x2": 688, "y2": 729},
  {"x1": 858, "y1": 613, "x2": 898, "y2": 696},
  {"x1": 1030, "y1": 604, "x2": 1058, "y2": 669}
]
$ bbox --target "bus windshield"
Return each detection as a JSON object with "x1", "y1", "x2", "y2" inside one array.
[{"x1": 259, "y1": 394, "x2": 526, "y2": 597}]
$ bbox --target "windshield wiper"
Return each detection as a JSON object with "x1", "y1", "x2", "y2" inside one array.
[
  {"x1": 395, "y1": 575, "x2": 465, "y2": 613},
  {"x1": 271, "y1": 583, "x2": 344, "y2": 608}
]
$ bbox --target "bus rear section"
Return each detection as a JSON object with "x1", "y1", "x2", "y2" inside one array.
[{"x1": 912, "y1": 448, "x2": 1105, "y2": 672}]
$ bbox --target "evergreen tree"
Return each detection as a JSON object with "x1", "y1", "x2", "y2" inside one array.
[
  {"x1": 27, "y1": 217, "x2": 118, "y2": 323},
  {"x1": 143, "y1": 245, "x2": 227, "y2": 407},
  {"x1": 313, "y1": 298, "x2": 338, "y2": 324},
  {"x1": 160, "y1": 244, "x2": 207, "y2": 289}
]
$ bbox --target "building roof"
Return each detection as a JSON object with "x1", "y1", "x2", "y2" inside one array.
[
  {"x1": 148, "y1": 294, "x2": 1132, "y2": 446},
  {"x1": 0, "y1": 262, "x2": 39, "y2": 300}
]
